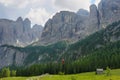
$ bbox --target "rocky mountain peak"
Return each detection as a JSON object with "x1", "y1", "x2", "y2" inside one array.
[
  {"x1": 23, "y1": 18, "x2": 31, "y2": 31},
  {"x1": 90, "y1": 4, "x2": 98, "y2": 15},
  {"x1": 0, "y1": 17, "x2": 43, "y2": 47},
  {"x1": 51, "y1": 11, "x2": 77, "y2": 24},
  {"x1": 32, "y1": 24, "x2": 43, "y2": 30},
  {"x1": 40, "y1": 11, "x2": 88, "y2": 44},
  {"x1": 24, "y1": 18, "x2": 30, "y2": 23},
  {"x1": 98, "y1": 0, "x2": 120, "y2": 28},
  {"x1": 77, "y1": 9, "x2": 89, "y2": 16},
  {"x1": 16, "y1": 17, "x2": 23, "y2": 22}
]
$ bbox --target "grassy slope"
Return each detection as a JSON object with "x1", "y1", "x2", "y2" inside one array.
[
  {"x1": 1, "y1": 69, "x2": 120, "y2": 80},
  {"x1": 0, "y1": 77, "x2": 27, "y2": 80},
  {"x1": 41, "y1": 69, "x2": 120, "y2": 80}
]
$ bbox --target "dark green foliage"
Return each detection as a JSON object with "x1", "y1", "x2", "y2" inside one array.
[
  {"x1": 24, "y1": 41, "x2": 68, "y2": 64},
  {"x1": 16, "y1": 40, "x2": 120, "y2": 76},
  {"x1": 63, "y1": 30, "x2": 105, "y2": 60},
  {"x1": 106, "y1": 67, "x2": 111, "y2": 76},
  {"x1": 11, "y1": 70, "x2": 16, "y2": 77},
  {"x1": 58, "y1": 72, "x2": 65, "y2": 75},
  {"x1": 16, "y1": 63, "x2": 63, "y2": 76},
  {"x1": 63, "y1": 20, "x2": 120, "y2": 61}
]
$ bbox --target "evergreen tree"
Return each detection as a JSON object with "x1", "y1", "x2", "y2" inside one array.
[
  {"x1": 106, "y1": 67, "x2": 111, "y2": 76},
  {"x1": 11, "y1": 70, "x2": 16, "y2": 77}
]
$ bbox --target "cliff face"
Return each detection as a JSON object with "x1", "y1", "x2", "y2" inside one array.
[
  {"x1": 0, "y1": 46, "x2": 27, "y2": 68},
  {"x1": 0, "y1": 17, "x2": 43, "y2": 47},
  {"x1": 86, "y1": 4, "x2": 100, "y2": 35},
  {"x1": 41, "y1": 11, "x2": 87, "y2": 44},
  {"x1": 40, "y1": 6, "x2": 100, "y2": 44},
  {"x1": 40, "y1": 0, "x2": 120, "y2": 45},
  {"x1": 98, "y1": 0, "x2": 120, "y2": 28}
]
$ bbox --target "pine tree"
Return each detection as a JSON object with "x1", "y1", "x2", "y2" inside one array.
[{"x1": 11, "y1": 70, "x2": 16, "y2": 77}]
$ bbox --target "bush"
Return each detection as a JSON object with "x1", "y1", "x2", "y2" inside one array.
[
  {"x1": 58, "y1": 72, "x2": 65, "y2": 75},
  {"x1": 11, "y1": 70, "x2": 16, "y2": 77},
  {"x1": 106, "y1": 67, "x2": 111, "y2": 76},
  {"x1": 1, "y1": 67, "x2": 10, "y2": 77}
]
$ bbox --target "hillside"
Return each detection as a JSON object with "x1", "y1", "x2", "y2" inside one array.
[
  {"x1": 63, "y1": 20, "x2": 120, "y2": 60},
  {"x1": 0, "y1": 40, "x2": 68, "y2": 67},
  {"x1": 0, "y1": 21, "x2": 120, "y2": 68},
  {"x1": 25, "y1": 20, "x2": 120, "y2": 65}
]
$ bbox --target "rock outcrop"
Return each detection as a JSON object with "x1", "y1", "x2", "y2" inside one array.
[
  {"x1": 41, "y1": 11, "x2": 87, "y2": 44},
  {"x1": 98, "y1": 0, "x2": 120, "y2": 28},
  {"x1": 0, "y1": 46, "x2": 27, "y2": 68},
  {"x1": 86, "y1": 4, "x2": 100, "y2": 35},
  {"x1": 77, "y1": 9, "x2": 89, "y2": 17},
  {"x1": 40, "y1": 6, "x2": 100, "y2": 44},
  {"x1": 40, "y1": 0, "x2": 120, "y2": 45},
  {"x1": 0, "y1": 17, "x2": 43, "y2": 47}
]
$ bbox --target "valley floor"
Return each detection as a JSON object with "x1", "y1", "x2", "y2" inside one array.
[{"x1": 1, "y1": 69, "x2": 120, "y2": 80}]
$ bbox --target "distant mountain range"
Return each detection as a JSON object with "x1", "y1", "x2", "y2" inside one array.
[
  {"x1": 0, "y1": 17, "x2": 43, "y2": 47},
  {"x1": 0, "y1": 0, "x2": 120, "y2": 68},
  {"x1": 37, "y1": 0, "x2": 120, "y2": 45}
]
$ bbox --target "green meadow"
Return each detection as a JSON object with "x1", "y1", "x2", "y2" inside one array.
[{"x1": 1, "y1": 69, "x2": 120, "y2": 80}]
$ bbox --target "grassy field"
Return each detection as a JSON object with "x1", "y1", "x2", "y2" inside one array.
[{"x1": 1, "y1": 69, "x2": 120, "y2": 80}]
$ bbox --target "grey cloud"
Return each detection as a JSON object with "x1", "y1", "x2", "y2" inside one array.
[
  {"x1": 0, "y1": 3, "x2": 30, "y2": 20},
  {"x1": 54, "y1": 0, "x2": 91, "y2": 11}
]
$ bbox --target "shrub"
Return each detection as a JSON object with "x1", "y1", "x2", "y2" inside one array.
[{"x1": 58, "y1": 72, "x2": 65, "y2": 75}]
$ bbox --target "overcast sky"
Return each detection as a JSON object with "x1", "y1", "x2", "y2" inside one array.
[{"x1": 0, "y1": 0, "x2": 100, "y2": 26}]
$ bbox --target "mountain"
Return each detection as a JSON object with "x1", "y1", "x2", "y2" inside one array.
[
  {"x1": 0, "y1": 20, "x2": 120, "y2": 69},
  {"x1": 38, "y1": 0, "x2": 120, "y2": 45},
  {"x1": 40, "y1": 11, "x2": 88, "y2": 45},
  {"x1": 0, "y1": 0, "x2": 120, "y2": 69},
  {"x1": 63, "y1": 20, "x2": 120, "y2": 60},
  {"x1": 25, "y1": 20, "x2": 120, "y2": 64},
  {"x1": 0, "y1": 45, "x2": 26, "y2": 68},
  {"x1": 0, "y1": 17, "x2": 43, "y2": 47},
  {"x1": 39, "y1": 5, "x2": 99, "y2": 45},
  {"x1": 77, "y1": 9, "x2": 89, "y2": 16},
  {"x1": 0, "y1": 41, "x2": 68, "y2": 68},
  {"x1": 39, "y1": 11, "x2": 90, "y2": 45},
  {"x1": 98, "y1": 0, "x2": 120, "y2": 28}
]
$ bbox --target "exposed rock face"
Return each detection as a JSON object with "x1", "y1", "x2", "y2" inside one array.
[
  {"x1": 98, "y1": 0, "x2": 120, "y2": 28},
  {"x1": 86, "y1": 4, "x2": 100, "y2": 35},
  {"x1": 23, "y1": 18, "x2": 31, "y2": 31},
  {"x1": 41, "y1": 11, "x2": 87, "y2": 44},
  {"x1": 40, "y1": 6, "x2": 100, "y2": 44},
  {"x1": 31, "y1": 24, "x2": 43, "y2": 41},
  {"x1": 40, "y1": 0, "x2": 120, "y2": 44},
  {"x1": 0, "y1": 46, "x2": 27, "y2": 68},
  {"x1": 77, "y1": 9, "x2": 89, "y2": 17},
  {"x1": 0, "y1": 17, "x2": 43, "y2": 47}
]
